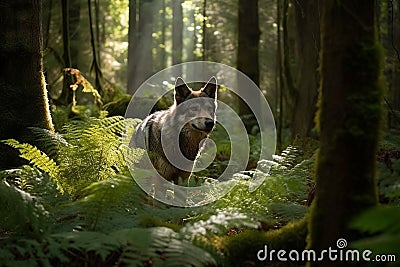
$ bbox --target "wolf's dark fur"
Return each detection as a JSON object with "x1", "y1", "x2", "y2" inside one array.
[{"x1": 130, "y1": 77, "x2": 217, "y2": 183}]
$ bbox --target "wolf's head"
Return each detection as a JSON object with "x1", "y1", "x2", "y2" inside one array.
[{"x1": 173, "y1": 77, "x2": 217, "y2": 134}]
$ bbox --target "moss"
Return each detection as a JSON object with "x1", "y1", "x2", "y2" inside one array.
[
  {"x1": 308, "y1": 3, "x2": 383, "y2": 263},
  {"x1": 223, "y1": 217, "x2": 308, "y2": 266},
  {"x1": 138, "y1": 214, "x2": 182, "y2": 232}
]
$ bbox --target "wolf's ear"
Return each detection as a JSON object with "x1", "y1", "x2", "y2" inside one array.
[
  {"x1": 202, "y1": 76, "x2": 217, "y2": 99},
  {"x1": 174, "y1": 77, "x2": 192, "y2": 104}
]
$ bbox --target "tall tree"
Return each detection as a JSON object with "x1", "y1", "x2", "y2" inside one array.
[
  {"x1": 308, "y1": 1, "x2": 382, "y2": 265},
  {"x1": 290, "y1": 0, "x2": 320, "y2": 137},
  {"x1": 388, "y1": 0, "x2": 400, "y2": 127},
  {"x1": 276, "y1": 0, "x2": 284, "y2": 150},
  {"x1": 69, "y1": 0, "x2": 82, "y2": 68},
  {"x1": 237, "y1": 0, "x2": 260, "y2": 130},
  {"x1": 161, "y1": 0, "x2": 167, "y2": 69},
  {"x1": 202, "y1": 0, "x2": 207, "y2": 61},
  {"x1": 0, "y1": 0, "x2": 54, "y2": 169},
  {"x1": 127, "y1": 0, "x2": 137, "y2": 94},
  {"x1": 172, "y1": 0, "x2": 183, "y2": 74},
  {"x1": 88, "y1": 0, "x2": 103, "y2": 93},
  {"x1": 237, "y1": 0, "x2": 260, "y2": 86},
  {"x1": 127, "y1": 0, "x2": 155, "y2": 94},
  {"x1": 59, "y1": 0, "x2": 74, "y2": 105}
]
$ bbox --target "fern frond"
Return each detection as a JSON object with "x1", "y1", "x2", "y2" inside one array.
[
  {"x1": 112, "y1": 227, "x2": 217, "y2": 266},
  {"x1": 351, "y1": 206, "x2": 400, "y2": 258},
  {"x1": 268, "y1": 202, "x2": 308, "y2": 221},
  {"x1": 181, "y1": 209, "x2": 259, "y2": 240},
  {"x1": 29, "y1": 127, "x2": 70, "y2": 158},
  {"x1": 272, "y1": 145, "x2": 302, "y2": 168},
  {"x1": 3, "y1": 166, "x2": 62, "y2": 202},
  {"x1": 0, "y1": 180, "x2": 48, "y2": 237},
  {"x1": 52, "y1": 116, "x2": 142, "y2": 198},
  {"x1": 3, "y1": 139, "x2": 60, "y2": 181},
  {"x1": 75, "y1": 174, "x2": 139, "y2": 231}
]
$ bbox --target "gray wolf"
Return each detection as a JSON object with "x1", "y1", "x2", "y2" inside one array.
[{"x1": 130, "y1": 77, "x2": 217, "y2": 184}]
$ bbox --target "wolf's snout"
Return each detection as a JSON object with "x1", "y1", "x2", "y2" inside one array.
[{"x1": 205, "y1": 118, "x2": 215, "y2": 131}]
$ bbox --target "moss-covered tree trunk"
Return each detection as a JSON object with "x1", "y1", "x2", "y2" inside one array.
[
  {"x1": 0, "y1": 0, "x2": 54, "y2": 169},
  {"x1": 389, "y1": 0, "x2": 400, "y2": 128},
  {"x1": 308, "y1": 1, "x2": 382, "y2": 266}
]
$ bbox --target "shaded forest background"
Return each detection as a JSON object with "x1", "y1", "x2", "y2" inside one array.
[
  {"x1": 0, "y1": 0, "x2": 400, "y2": 266},
  {"x1": 41, "y1": 0, "x2": 400, "y2": 140}
]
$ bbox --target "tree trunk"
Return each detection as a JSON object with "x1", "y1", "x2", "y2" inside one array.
[
  {"x1": 161, "y1": 0, "x2": 166, "y2": 69},
  {"x1": 127, "y1": 0, "x2": 137, "y2": 94},
  {"x1": 276, "y1": 0, "x2": 284, "y2": 151},
  {"x1": 172, "y1": 0, "x2": 183, "y2": 74},
  {"x1": 290, "y1": 0, "x2": 320, "y2": 137},
  {"x1": 69, "y1": 0, "x2": 82, "y2": 68},
  {"x1": 388, "y1": 0, "x2": 400, "y2": 128},
  {"x1": 237, "y1": 0, "x2": 260, "y2": 130},
  {"x1": 202, "y1": 0, "x2": 207, "y2": 61},
  {"x1": 0, "y1": 0, "x2": 54, "y2": 169},
  {"x1": 88, "y1": 0, "x2": 103, "y2": 93},
  {"x1": 307, "y1": 1, "x2": 382, "y2": 266},
  {"x1": 59, "y1": 0, "x2": 74, "y2": 106},
  {"x1": 127, "y1": 0, "x2": 154, "y2": 94}
]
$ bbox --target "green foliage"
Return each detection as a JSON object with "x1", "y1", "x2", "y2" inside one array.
[
  {"x1": 0, "y1": 227, "x2": 217, "y2": 267},
  {"x1": 223, "y1": 217, "x2": 308, "y2": 266},
  {"x1": 3, "y1": 139, "x2": 60, "y2": 180},
  {"x1": 0, "y1": 180, "x2": 48, "y2": 238},
  {"x1": 210, "y1": 146, "x2": 313, "y2": 225},
  {"x1": 1, "y1": 113, "x2": 317, "y2": 266},
  {"x1": 376, "y1": 159, "x2": 400, "y2": 204},
  {"x1": 5, "y1": 116, "x2": 139, "y2": 198},
  {"x1": 351, "y1": 206, "x2": 400, "y2": 259},
  {"x1": 181, "y1": 209, "x2": 259, "y2": 240},
  {"x1": 376, "y1": 131, "x2": 400, "y2": 204}
]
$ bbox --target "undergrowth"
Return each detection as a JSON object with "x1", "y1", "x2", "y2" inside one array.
[{"x1": 1, "y1": 115, "x2": 318, "y2": 266}]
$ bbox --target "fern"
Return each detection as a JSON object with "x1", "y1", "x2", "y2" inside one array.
[
  {"x1": 181, "y1": 209, "x2": 259, "y2": 240},
  {"x1": 28, "y1": 127, "x2": 69, "y2": 159},
  {"x1": 377, "y1": 159, "x2": 400, "y2": 204},
  {"x1": 207, "y1": 146, "x2": 314, "y2": 227},
  {"x1": 0, "y1": 180, "x2": 48, "y2": 238},
  {"x1": 2, "y1": 227, "x2": 217, "y2": 267},
  {"x1": 74, "y1": 174, "x2": 143, "y2": 231},
  {"x1": 112, "y1": 227, "x2": 217, "y2": 266},
  {"x1": 351, "y1": 206, "x2": 400, "y2": 258},
  {"x1": 3, "y1": 139, "x2": 61, "y2": 190},
  {"x1": 0, "y1": 112, "x2": 317, "y2": 266},
  {"x1": 3, "y1": 166, "x2": 63, "y2": 207},
  {"x1": 54, "y1": 116, "x2": 138, "y2": 197}
]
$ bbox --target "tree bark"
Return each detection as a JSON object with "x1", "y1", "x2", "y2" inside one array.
[
  {"x1": 127, "y1": 0, "x2": 154, "y2": 94},
  {"x1": 237, "y1": 0, "x2": 260, "y2": 130},
  {"x1": 237, "y1": 0, "x2": 260, "y2": 86},
  {"x1": 290, "y1": 0, "x2": 320, "y2": 137},
  {"x1": 161, "y1": 0, "x2": 166, "y2": 69},
  {"x1": 388, "y1": 0, "x2": 400, "y2": 127},
  {"x1": 0, "y1": 0, "x2": 54, "y2": 169},
  {"x1": 307, "y1": 1, "x2": 382, "y2": 266},
  {"x1": 172, "y1": 0, "x2": 183, "y2": 75},
  {"x1": 127, "y1": 0, "x2": 137, "y2": 94}
]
